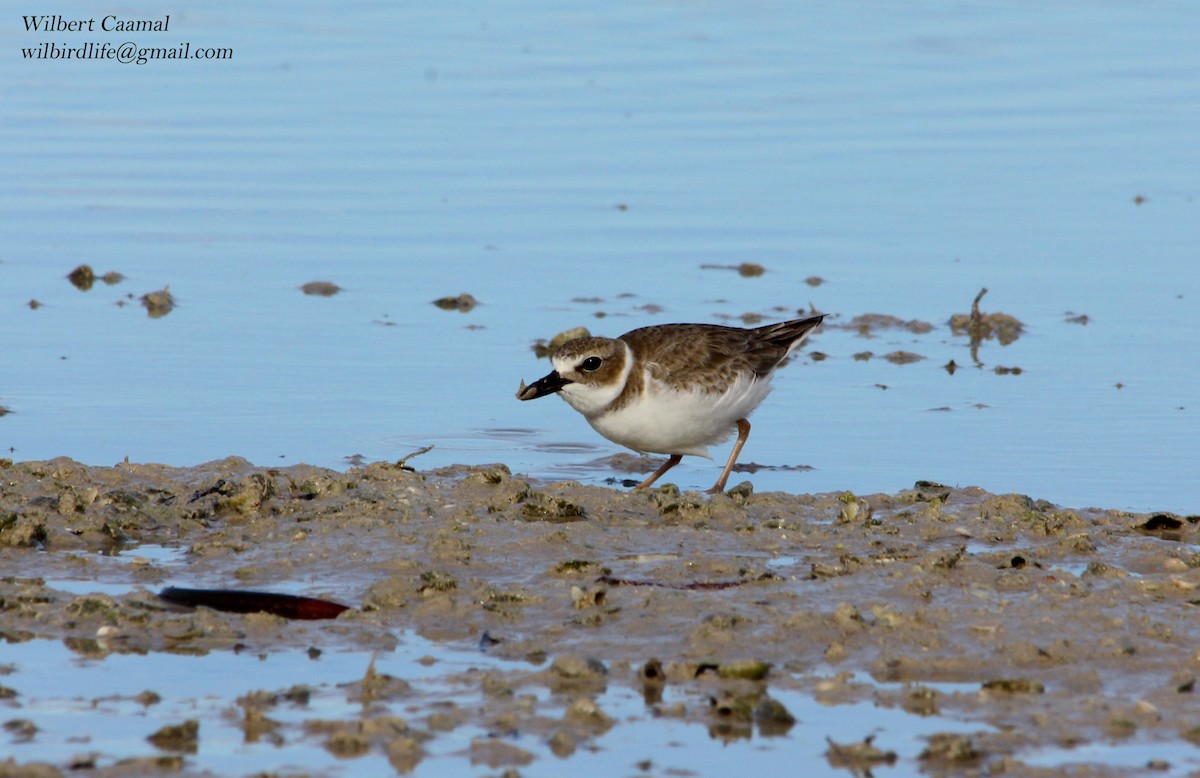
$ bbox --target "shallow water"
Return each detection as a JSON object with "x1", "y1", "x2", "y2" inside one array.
[
  {"x1": 13, "y1": 635, "x2": 1197, "y2": 778},
  {"x1": 3, "y1": 1, "x2": 1198, "y2": 514}
]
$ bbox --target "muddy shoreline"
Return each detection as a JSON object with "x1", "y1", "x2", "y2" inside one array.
[{"x1": 2, "y1": 456, "x2": 1198, "y2": 776}]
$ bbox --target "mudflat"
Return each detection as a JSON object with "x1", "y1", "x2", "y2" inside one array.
[{"x1": 2, "y1": 456, "x2": 1197, "y2": 776}]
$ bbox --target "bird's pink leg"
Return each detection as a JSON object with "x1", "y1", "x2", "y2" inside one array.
[
  {"x1": 707, "y1": 418, "x2": 751, "y2": 494},
  {"x1": 634, "y1": 454, "x2": 683, "y2": 490}
]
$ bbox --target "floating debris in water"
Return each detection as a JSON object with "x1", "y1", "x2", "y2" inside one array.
[
  {"x1": 943, "y1": 359, "x2": 958, "y2": 375},
  {"x1": 66, "y1": 264, "x2": 95, "y2": 290},
  {"x1": 993, "y1": 365, "x2": 1023, "y2": 375},
  {"x1": 301, "y1": 281, "x2": 342, "y2": 297},
  {"x1": 66, "y1": 264, "x2": 124, "y2": 291},
  {"x1": 1064, "y1": 312, "x2": 1090, "y2": 324},
  {"x1": 950, "y1": 288, "x2": 1024, "y2": 365},
  {"x1": 27, "y1": 299, "x2": 41, "y2": 310},
  {"x1": 805, "y1": 276, "x2": 825, "y2": 286},
  {"x1": 883, "y1": 350, "x2": 925, "y2": 365},
  {"x1": 158, "y1": 587, "x2": 350, "y2": 620},
  {"x1": 700, "y1": 262, "x2": 766, "y2": 277},
  {"x1": 140, "y1": 286, "x2": 175, "y2": 318},
  {"x1": 533, "y1": 326, "x2": 590, "y2": 358},
  {"x1": 837, "y1": 313, "x2": 934, "y2": 336},
  {"x1": 432, "y1": 293, "x2": 477, "y2": 312}
]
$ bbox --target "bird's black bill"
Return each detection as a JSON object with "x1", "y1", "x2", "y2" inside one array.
[{"x1": 516, "y1": 370, "x2": 572, "y2": 401}]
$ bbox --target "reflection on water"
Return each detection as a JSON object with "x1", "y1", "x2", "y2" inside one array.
[
  {"x1": 8, "y1": 635, "x2": 1198, "y2": 775},
  {"x1": 0, "y1": 637, "x2": 982, "y2": 776}
]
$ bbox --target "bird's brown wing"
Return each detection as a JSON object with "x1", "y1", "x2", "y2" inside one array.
[{"x1": 619, "y1": 315, "x2": 823, "y2": 392}]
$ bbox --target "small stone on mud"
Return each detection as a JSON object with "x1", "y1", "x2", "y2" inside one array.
[
  {"x1": 570, "y1": 585, "x2": 606, "y2": 609},
  {"x1": 754, "y1": 697, "x2": 796, "y2": 735},
  {"x1": 469, "y1": 737, "x2": 534, "y2": 768},
  {"x1": 826, "y1": 735, "x2": 897, "y2": 771},
  {"x1": 552, "y1": 559, "x2": 607, "y2": 577},
  {"x1": 709, "y1": 691, "x2": 755, "y2": 721},
  {"x1": 300, "y1": 281, "x2": 342, "y2": 296},
  {"x1": 551, "y1": 654, "x2": 607, "y2": 679},
  {"x1": 418, "y1": 571, "x2": 458, "y2": 593},
  {"x1": 387, "y1": 736, "x2": 425, "y2": 773},
  {"x1": 920, "y1": 732, "x2": 982, "y2": 763},
  {"x1": 982, "y1": 678, "x2": 1045, "y2": 694},
  {"x1": 717, "y1": 660, "x2": 771, "y2": 681},
  {"x1": 903, "y1": 686, "x2": 939, "y2": 716},
  {"x1": 641, "y1": 658, "x2": 665, "y2": 684},
  {"x1": 726, "y1": 481, "x2": 753, "y2": 499},
  {"x1": 1138, "y1": 514, "x2": 1185, "y2": 534},
  {"x1": 325, "y1": 729, "x2": 370, "y2": 758},
  {"x1": 548, "y1": 729, "x2": 577, "y2": 758},
  {"x1": 146, "y1": 719, "x2": 199, "y2": 752},
  {"x1": 521, "y1": 492, "x2": 586, "y2": 522},
  {"x1": 565, "y1": 696, "x2": 614, "y2": 731}
]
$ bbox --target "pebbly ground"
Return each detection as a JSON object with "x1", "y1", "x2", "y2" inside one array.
[{"x1": 1, "y1": 456, "x2": 1198, "y2": 776}]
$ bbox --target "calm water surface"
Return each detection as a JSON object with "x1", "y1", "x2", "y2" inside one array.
[
  {"x1": 3, "y1": 3, "x2": 1198, "y2": 508},
  {"x1": 3, "y1": 2, "x2": 1200, "y2": 775}
]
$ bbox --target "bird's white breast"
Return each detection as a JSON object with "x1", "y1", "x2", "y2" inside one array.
[{"x1": 589, "y1": 370, "x2": 772, "y2": 458}]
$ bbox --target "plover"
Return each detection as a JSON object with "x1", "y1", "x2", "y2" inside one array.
[{"x1": 517, "y1": 314, "x2": 825, "y2": 493}]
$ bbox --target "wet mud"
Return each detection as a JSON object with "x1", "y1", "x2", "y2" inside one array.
[{"x1": 2, "y1": 456, "x2": 1198, "y2": 776}]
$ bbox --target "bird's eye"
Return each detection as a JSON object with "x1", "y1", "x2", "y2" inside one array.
[{"x1": 580, "y1": 356, "x2": 603, "y2": 372}]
